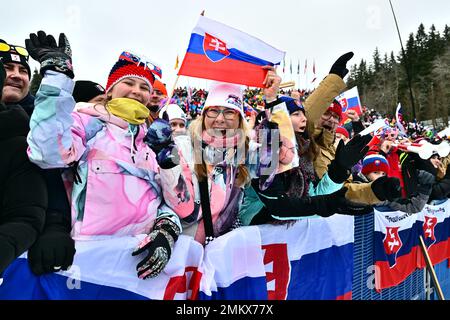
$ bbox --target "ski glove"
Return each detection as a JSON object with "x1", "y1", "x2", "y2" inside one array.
[
  {"x1": 259, "y1": 187, "x2": 373, "y2": 218},
  {"x1": 328, "y1": 134, "x2": 371, "y2": 183},
  {"x1": 416, "y1": 169, "x2": 435, "y2": 196},
  {"x1": 132, "y1": 218, "x2": 180, "y2": 279},
  {"x1": 25, "y1": 31, "x2": 74, "y2": 78},
  {"x1": 28, "y1": 225, "x2": 76, "y2": 275},
  {"x1": 329, "y1": 52, "x2": 354, "y2": 78},
  {"x1": 371, "y1": 176, "x2": 402, "y2": 201}
]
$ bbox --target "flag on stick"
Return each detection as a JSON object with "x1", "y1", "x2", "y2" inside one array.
[{"x1": 178, "y1": 16, "x2": 285, "y2": 87}]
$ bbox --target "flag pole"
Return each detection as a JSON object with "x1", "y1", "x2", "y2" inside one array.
[
  {"x1": 419, "y1": 236, "x2": 445, "y2": 300},
  {"x1": 164, "y1": 75, "x2": 180, "y2": 107},
  {"x1": 388, "y1": 0, "x2": 417, "y2": 121}
]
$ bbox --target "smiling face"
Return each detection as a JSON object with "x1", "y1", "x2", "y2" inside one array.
[
  {"x1": 109, "y1": 77, "x2": 151, "y2": 105},
  {"x1": 2, "y1": 62, "x2": 30, "y2": 103},
  {"x1": 203, "y1": 106, "x2": 240, "y2": 136}
]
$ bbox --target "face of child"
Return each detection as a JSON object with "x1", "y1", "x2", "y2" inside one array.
[
  {"x1": 366, "y1": 171, "x2": 386, "y2": 182},
  {"x1": 290, "y1": 110, "x2": 307, "y2": 133},
  {"x1": 170, "y1": 119, "x2": 186, "y2": 136}
]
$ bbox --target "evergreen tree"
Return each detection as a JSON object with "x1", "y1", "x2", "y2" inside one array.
[
  {"x1": 443, "y1": 25, "x2": 450, "y2": 43},
  {"x1": 346, "y1": 23, "x2": 450, "y2": 125},
  {"x1": 29, "y1": 68, "x2": 42, "y2": 96},
  {"x1": 373, "y1": 47, "x2": 382, "y2": 73}
]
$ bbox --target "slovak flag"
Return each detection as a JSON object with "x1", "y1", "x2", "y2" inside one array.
[
  {"x1": 178, "y1": 16, "x2": 285, "y2": 87},
  {"x1": 335, "y1": 86, "x2": 363, "y2": 125}
]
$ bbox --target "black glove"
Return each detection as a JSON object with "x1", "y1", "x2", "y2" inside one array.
[
  {"x1": 258, "y1": 187, "x2": 372, "y2": 219},
  {"x1": 328, "y1": 134, "x2": 371, "y2": 183},
  {"x1": 311, "y1": 188, "x2": 373, "y2": 217},
  {"x1": 25, "y1": 31, "x2": 74, "y2": 79},
  {"x1": 132, "y1": 218, "x2": 180, "y2": 279},
  {"x1": 157, "y1": 143, "x2": 180, "y2": 169},
  {"x1": 416, "y1": 169, "x2": 435, "y2": 196},
  {"x1": 0, "y1": 239, "x2": 16, "y2": 276},
  {"x1": 371, "y1": 176, "x2": 402, "y2": 201},
  {"x1": 28, "y1": 225, "x2": 76, "y2": 275},
  {"x1": 329, "y1": 52, "x2": 354, "y2": 78}
]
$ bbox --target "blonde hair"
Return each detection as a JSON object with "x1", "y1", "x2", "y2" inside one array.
[{"x1": 189, "y1": 114, "x2": 251, "y2": 188}]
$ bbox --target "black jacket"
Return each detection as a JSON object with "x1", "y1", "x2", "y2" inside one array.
[
  {"x1": 6, "y1": 93, "x2": 35, "y2": 118},
  {"x1": 431, "y1": 168, "x2": 450, "y2": 200},
  {"x1": 0, "y1": 103, "x2": 47, "y2": 274}
]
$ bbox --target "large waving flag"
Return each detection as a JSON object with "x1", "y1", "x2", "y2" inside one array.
[{"x1": 178, "y1": 16, "x2": 285, "y2": 87}]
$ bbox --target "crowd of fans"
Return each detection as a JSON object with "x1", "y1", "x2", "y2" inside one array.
[{"x1": 0, "y1": 31, "x2": 449, "y2": 288}]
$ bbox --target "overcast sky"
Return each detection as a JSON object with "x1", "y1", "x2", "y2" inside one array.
[{"x1": 3, "y1": 0, "x2": 449, "y2": 92}]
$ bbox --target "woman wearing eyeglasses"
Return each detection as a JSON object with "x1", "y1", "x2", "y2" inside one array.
[
  {"x1": 153, "y1": 80, "x2": 252, "y2": 245},
  {"x1": 25, "y1": 31, "x2": 182, "y2": 280}
]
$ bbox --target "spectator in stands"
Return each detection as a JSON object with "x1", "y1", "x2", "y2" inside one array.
[
  {"x1": 147, "y1": 79, "x2": 167, "y2": 124},
  {"x1": 343, "y1": 109, "x2": 365, "y2": 139},
  {"x1": 26, "y1": 31, "x2": 182, "y2": 280},
  {"x1": 0, "y1": 39, "x2": 34, "y2": 116},
  {"x1": 1, "y1": 37, "x2": 75, "y2": 276},
  {"x1": 72, "y1": 80, "x2": 106, "y2": 104},
  {"x1": 354, "y1": 154, "x2": 434, "y2": 213},
  {"x1": 0, "y1": 60, "x2": 47, "y2": 280},
  {"x1": 159, "y1": 103, "x2": 188, "y2": 136}
]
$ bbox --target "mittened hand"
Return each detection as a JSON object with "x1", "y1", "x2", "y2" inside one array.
[
  {"x1": 28, "y1": 227, "x2": 76, "y2": 275},
  {"x1": 335, "y1": 134, "x2": 372, "y2": 169},
  {"x1": 328, "y1": 134, "x2": 371, "y2": 184},
  {"x1": 157, "y1": 143, "x2": 180, "y2": 169},
  {"x1": 371, "y1": 176, "x2": 402, "y2": 201},
  {"x1": 25, "y1": 31, "x2": 74, "y2": 78},
  {"x1": 329, "y1": 52, "x2": 354, "y2": 78}
]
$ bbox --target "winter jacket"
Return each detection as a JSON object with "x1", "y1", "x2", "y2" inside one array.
[
  {"x1": 431, "y1": 166, "x2": 450, "y2": 200},
  {"x1": 0, "y1": 103, "x2": 47, "y2": 274},
  {"x1": 6, "y1": 93, "x2": 73, "y2": 240},
  {"x1": 157, "y1": 133, "x2": 245, "y2": 245},
  {"x1": 5, "y1": 93, "x2": 35, "y2": 118},
  {"x1": 27, "y1": 71, "x2": 181, "y2": 239}
]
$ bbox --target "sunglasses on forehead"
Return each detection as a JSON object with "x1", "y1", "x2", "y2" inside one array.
[
  {"x1": 119, "y1": 51, "x2": 162, "y2": 78},
  {"x1": 0, "y1": 43, "x2": 29, "y2": 60}
]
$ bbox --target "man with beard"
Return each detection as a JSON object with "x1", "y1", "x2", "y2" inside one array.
[
  {"x1": 147, "y1": 79, "x2": 167, "y2": 124},
  {"x1": 0, "y1": 37, "x2": 75, "y2": 275}
]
